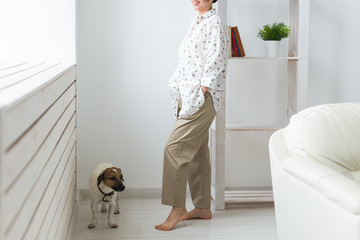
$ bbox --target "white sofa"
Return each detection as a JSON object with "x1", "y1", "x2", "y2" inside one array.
[{"x1": 269, "y1": 103, "x2": 360, "y2": 240}]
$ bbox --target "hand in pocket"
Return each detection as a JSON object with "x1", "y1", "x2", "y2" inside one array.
[{"x1": 200, "y1": 85, "x2": 209, "y2": 95}]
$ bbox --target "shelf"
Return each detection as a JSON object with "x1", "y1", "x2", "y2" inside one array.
[
  {"x1": 226, "y1": 189, "x2": 274, "y2": 203},
  {"x1": 211, "y1": 186, "x2": 274, "y2": 204},
  {"x1": 229, "y1": 56, "x2": 299, "y2": 61},
  {"x1": 211, "y1": 0, "x2": 309, "y2": 210},
  {"x1": 211, "y1": 124, "x2": 283, "y2": 132},
  {"x1": 226, "y1": 124, "x2": 284, "y2": 131}
]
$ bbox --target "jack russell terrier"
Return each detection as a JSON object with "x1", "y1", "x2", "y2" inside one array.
[{"x1": 88, "y1": 163, "x2": 125, "y2": 229}]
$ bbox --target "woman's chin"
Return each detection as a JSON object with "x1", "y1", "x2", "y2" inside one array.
[{"x1": 192, "y1": 3, "x2": 201, "y2": 9}]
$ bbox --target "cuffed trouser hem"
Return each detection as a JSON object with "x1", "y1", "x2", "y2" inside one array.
[
  {"x1": 194, "y1": 205, "x2": 211, "y2": 209},
  {"x1": 161, "y1": 200, "x2": 186, "y2": 208}
]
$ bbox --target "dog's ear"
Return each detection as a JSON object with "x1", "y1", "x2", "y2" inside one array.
[
  {"x1": 97, "y1": 172, "x2": 106, "y2": 186},
  {"x1": 115, "y1": 168, "x2": 124, "y2": 182}
]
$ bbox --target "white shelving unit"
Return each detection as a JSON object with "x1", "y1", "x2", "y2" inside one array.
[{"x1": 211, "y1": 0, "x2": 310, "y2": 210}]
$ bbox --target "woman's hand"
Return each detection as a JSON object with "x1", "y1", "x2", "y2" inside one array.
[{"x1": 200, "y1": 85, "x2": 209, "y2": 95}]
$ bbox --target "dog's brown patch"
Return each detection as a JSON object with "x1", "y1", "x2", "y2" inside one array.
[{"x1": 97, "y1": 167, "x2": 125, "y2": 191}]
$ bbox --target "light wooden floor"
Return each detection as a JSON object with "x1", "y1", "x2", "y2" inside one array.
[{"x1": 71, "y1": 197, "x2": 278, "y2": 240}]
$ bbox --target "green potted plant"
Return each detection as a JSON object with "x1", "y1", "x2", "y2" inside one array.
[{"x1": 257, "y1": 21, "x2": 291, "y2": 57}]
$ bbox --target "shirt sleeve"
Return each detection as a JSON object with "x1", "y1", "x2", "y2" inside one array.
[{"x1": 201, "y1": 18, "x2": 229, "y2": 90}]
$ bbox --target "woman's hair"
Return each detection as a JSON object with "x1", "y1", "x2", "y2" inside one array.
[{"x1": 212, "y1": 0, "x2": 218, "y2": 3}]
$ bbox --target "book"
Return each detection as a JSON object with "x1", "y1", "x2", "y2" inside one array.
[
  {"x1": 227, "y1": 26, "x2": 232, "y2": 58},
  {"x1": 232, "y1": 27, "x2": 241, "y2": 57},
  {"x1": 231, "y1": 28, "x2": 239, "y2": 57},
  {"x1": 233, "y1": 26, "x2": 246, "y2": 57}
]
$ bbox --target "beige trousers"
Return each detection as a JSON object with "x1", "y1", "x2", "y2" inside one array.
[{"x1": 162, "y1": 91, "x2": 216, "y2": 208}]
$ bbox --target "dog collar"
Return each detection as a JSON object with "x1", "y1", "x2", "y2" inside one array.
[{"x1": 97, "y1": 185, "x2": 115, "y2": 202}]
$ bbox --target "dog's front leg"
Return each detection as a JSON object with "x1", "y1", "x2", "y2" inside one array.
[
  {"x1": 88, "y1": 201, "x2": 98, "y2": 229},
  {"x1": 107, "y1": 201, "x2": 118, "y2": 228},
  {"x1": 101, "y1": 202, "x2": 107, "y2": 213},
  {"x1": 114, "y1": 193, "x2": 120, "y2": 214}
]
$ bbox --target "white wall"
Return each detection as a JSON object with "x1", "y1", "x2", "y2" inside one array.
[
  {"x1": 76, "y1": 0, "x2": 196, "y2": 189},
  {"x1": 0, "y1": 0, "x2": 76, "y2": 63},
  {"x1": 76, "y1": 0, "x2": 360, "y2": 190},
  {"x1": 308, "y1": 0, "x2": 360, "y2": 105}
]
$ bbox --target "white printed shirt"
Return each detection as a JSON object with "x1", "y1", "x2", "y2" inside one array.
[{"x1": 168, "y1": 8, "x2": 230, "y2": 118}]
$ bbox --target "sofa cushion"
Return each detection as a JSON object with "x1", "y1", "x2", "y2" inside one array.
[
  {"x1": 284, "y1": 103, "x2": 360, "y2": 178},
  {"x1": 283, "y1": 155, "x2": 360, "y2": 215}
]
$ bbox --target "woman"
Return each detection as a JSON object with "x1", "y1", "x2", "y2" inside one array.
[{"x1": 155, "y1": 0, "x2": 229, "y2": 231}]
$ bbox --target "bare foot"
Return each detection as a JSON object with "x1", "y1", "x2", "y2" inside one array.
[
  {"x1": 155, "y1": 207, "x2": 188, "y2": 231},
  {"x1": 187, "y1": 208, "x2": 212, "y2": 220}
]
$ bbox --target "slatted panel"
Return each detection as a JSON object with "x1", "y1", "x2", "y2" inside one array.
[
  {"x1": 2, "y1": 95, "x2": 76, "y2": 229},
  {"x1": 49, "y1": 169, "x2": 76, "y2": 240},
  {"x1": 0, "y1": 62, "x2": 42, "y2": 79},
  {"x1": 0, "y1": 62, "x2": 77, "y2": 240},
  {"x1": 2, "y1": 84, "x2": 76, "y2": 192},
  {"x1": 0, "y1": 61, "x2": 27, "y2": 71},
  {"x1": 30, "y1": 140, "x2": 76, "y2": 240},
  {"x1": 55, "y1": 174, "x2": 76, "y2": 240},
  {"x1": 0, "y1": 62, "x2": 60, "y2": 90},
  {"x1": 23, "y1": 132, "x2": 76, "y2": 240},
  {"x1": 0, "y1": 63, "x2": 76, "y2": 152},
  {"x1": 40, "y1": 148, "x2": 76, "y2": 240},
  {"x1": 4, "y1": 115, "x2": 76, "y2": 240}
]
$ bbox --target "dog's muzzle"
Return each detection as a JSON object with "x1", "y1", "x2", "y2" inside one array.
[{"x1": 113, "y1": 184, "x2": 125, "y2": 192}]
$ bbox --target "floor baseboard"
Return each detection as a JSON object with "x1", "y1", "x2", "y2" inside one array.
[
  {"x1": 78, "y1": 188, "x2": 196, "y2": 201},
  {"x1": 78, "y1": 188, "x2": 163, "y2": 201}
]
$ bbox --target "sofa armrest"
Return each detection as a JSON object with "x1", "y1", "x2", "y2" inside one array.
[{"x1": 283, "y1": 156, "x2": 360, "y2": 215}]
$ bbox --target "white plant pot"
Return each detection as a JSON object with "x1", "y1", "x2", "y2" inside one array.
[{"x1": 264, "y1": 40, "x2": 280, "y2": 57}]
